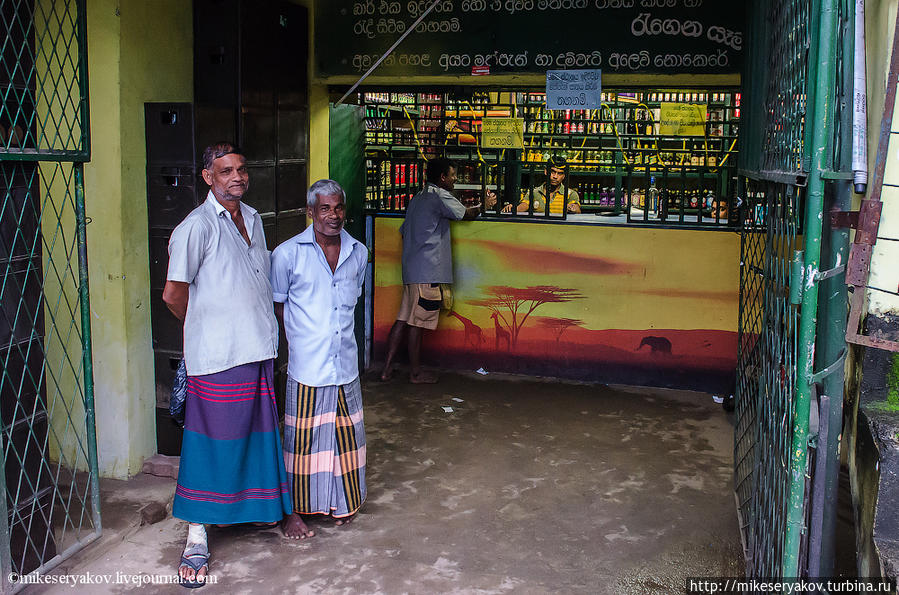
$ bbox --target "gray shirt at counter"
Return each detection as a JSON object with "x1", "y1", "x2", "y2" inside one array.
[{"x1": 400, "y1": 183, "x2": 467, "y2": 284}]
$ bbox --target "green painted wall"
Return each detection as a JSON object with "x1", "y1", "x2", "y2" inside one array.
[{"x1": 83, "y1": 0, "x2": 192, "y2": 478}]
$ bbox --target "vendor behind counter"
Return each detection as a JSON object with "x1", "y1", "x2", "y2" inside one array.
[{"x1": 502, "y1": 155, "x2": 581, "y2": 215}]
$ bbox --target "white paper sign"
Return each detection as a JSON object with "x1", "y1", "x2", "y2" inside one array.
[{"x1": 545, "y1": 69, "x2": 602, "y2": 110}]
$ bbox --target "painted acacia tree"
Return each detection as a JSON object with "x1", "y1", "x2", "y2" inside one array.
[
  {"x1": 537, "y1": 316, "x2": 585, "y2": 343},
  {"x1": 471, "y1": 286, "x2": 583, "y2": 350}
]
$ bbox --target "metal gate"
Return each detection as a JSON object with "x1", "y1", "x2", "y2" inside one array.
[
  {"x1": 0, "y1": 0, "x2": 99, "y2": 591},
  {"x1": 735, "y1": 0, "x2": 850, "y2": 578}
]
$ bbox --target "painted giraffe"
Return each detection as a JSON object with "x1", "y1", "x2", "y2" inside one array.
[
  {"x1": 448, "y1": 310, "x2": 483, "y2": 348},
  {"x1": 491, "y1": 311, "x2": 511, "y2": 351}
]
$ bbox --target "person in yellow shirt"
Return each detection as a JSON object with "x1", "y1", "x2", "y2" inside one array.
[{"x1": 502, "y1": 155, "x2": 581, "y2": 215}]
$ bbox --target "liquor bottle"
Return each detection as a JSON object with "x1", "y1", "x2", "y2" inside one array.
[{"x1": 647, "y1": 176, "x2": 659, "y2": 212}]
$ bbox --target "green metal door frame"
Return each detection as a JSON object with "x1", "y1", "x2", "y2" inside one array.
[
  {"x1": 1, "y1": 0, "x2": 99, "y2": 590},
  {"x1": 735, "y1": 0, "x2": 849, "y2": 579}
]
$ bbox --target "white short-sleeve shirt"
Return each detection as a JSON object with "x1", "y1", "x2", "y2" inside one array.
[
  {"x1": 167, "y1": 191, "x2": 278, "y2": 376},
  {"x1": 270, "y1": 226, "x2": 367, "y2": 387}
]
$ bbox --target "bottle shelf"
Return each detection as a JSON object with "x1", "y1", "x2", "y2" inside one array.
[
  {"x1": 359, "y1": 88, "x2": 739, "y2": 227},
  {"x1": 365, "y1": 145, "x2": 418, "y2": 152},
  {"x1": 554, "y1": 168, "x2": 726, "y2": 177}
]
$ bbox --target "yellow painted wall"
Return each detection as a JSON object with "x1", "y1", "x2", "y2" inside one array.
[
  {"x1": 865, "y1": 0, "x2": 899, "y2": 315},
  {"x1": 290, "y1": 0, "x2": 329, "y2": 184},
  {"x1": 83, "y1": 0, "x2": 192, "y2": 478}
]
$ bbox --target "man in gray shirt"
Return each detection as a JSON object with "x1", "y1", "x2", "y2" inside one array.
[{"x1": 380, "y1": 157, "x2": 480, "y2": 383}]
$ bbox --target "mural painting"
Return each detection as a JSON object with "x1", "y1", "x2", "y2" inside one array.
[{"x1": 372, "y1": 218, "x2": 740, "y2": 393}]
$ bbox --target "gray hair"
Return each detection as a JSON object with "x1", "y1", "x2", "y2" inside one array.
[{"x1": 307, "y1": 179, "x2": 346, "y2": 209}]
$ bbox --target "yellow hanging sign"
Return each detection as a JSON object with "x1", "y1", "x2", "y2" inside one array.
[
  {"x1": 658, "y1": 103, "x2": 707, "y2": 136},
  {"x1": 481, "y1": 117, "x2": 525, "y2": 149}
]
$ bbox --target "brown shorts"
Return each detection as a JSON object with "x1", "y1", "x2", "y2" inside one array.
[{"x1": 396, "y1": 283, "x2": 443, "y2": 330}]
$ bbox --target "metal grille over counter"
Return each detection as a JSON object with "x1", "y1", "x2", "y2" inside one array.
[{"x1": 359, "y1": 88, "x2": 741, "y2": 227}]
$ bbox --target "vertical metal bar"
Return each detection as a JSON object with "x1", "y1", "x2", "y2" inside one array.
[
  {"x1": 363, "y1": 214, "x2": 373, "y2": 370},
  {"x1": 808, "y1": 393, "x2": 831, "y2": 576},
  {"x1": 810, "y1": 0, "x2": 854, "y2": 576},
  {"x1": 783, "y1": 0, "x2": 838, "y2": 577},
  {"x1": 804, "y1": 0, "x2": 823, "y2": 171},
  {"x1": 77, "y1": 0, "x2": 91, "y2": 159},
  {"x1": 74, "y1": 164, "x2": 101, "y2": 533},
  {"x1": 0, "y1": 427, "x2": 11, "y2": 594}
]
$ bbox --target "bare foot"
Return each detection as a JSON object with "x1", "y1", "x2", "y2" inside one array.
[
  {"x1": 282, "y1": 513, "x2": 315, "y2": 539},
  {"x1": 334, "y1": 514, "x2": 355, "y2": 526},
  {"x1": 380, "y1": 367, "x2": 394, "y2": 382},
  {"x1": 409, "y1": 370, "x2": 438, "y2": 384}
]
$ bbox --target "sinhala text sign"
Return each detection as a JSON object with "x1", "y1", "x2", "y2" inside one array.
[
  {"x1": 545, "y1": 69, "x2": 602, "y2": 110},
  {"x1": 316, "y1": 1, "x2": 746, "y2": 76},
  {"x1": 658, "y1": 103, "x2": 707, "y2": 135},
  {"x1": 481, "y1": 118, "x2": 525, "y2": 149}
]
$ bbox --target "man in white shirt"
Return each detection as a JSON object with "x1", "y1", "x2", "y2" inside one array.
[
  {"x1": 164, "y1": 142, "x2": 290, "y2": 586},
  {"x1": 270, "y1": 179, "x2": 368, "y2": 540}
]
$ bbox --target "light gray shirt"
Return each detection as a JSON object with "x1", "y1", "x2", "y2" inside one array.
[
  {"x1": 270, "y1": 226, "x2": 367, "y2": 387},
  {"x1": 400, "y1": 183, "x2": 467, "y2": 284},
  {"x1": 167, "y1": 191, "x2": 278, "y2": 376}
]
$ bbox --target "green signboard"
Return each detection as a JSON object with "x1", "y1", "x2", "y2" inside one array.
[{"x1": 315, "y1": 1, "x2": 746, "y2": 77}]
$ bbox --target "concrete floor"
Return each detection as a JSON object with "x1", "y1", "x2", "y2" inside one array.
[{"x1": 31, "y1": 372, "x2": 743, "y2": 594}]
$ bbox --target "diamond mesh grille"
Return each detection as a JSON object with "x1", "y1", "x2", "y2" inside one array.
[
  {"x1": 735, "y1": 181, "x2": 803, "y2": 576},
  {"x1": 1, "y1": 0, "x2": 88, "y2": 160},
  {"x1": 1, "y1": 0, "x2": 97, "y2": 586}
]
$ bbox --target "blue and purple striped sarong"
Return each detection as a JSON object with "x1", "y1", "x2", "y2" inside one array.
[{"x1": 173, "y1": 360, "x2": 291, "y2": 524}]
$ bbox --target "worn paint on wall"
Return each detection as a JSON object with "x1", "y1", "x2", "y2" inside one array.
[
  {"x1": 863, "y1": 0, "x2": 899, "y2": 315},
  {"x1": 373, "y1": 217, "x2": 739, "y2": 393},
  {"x1": 83, "y1": 0, "x2": 192, "y2": 478}
]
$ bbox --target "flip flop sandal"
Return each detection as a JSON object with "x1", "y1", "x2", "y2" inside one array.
[{"x1": 178, "y1": 542, "x2": 209, "y2": 589}]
